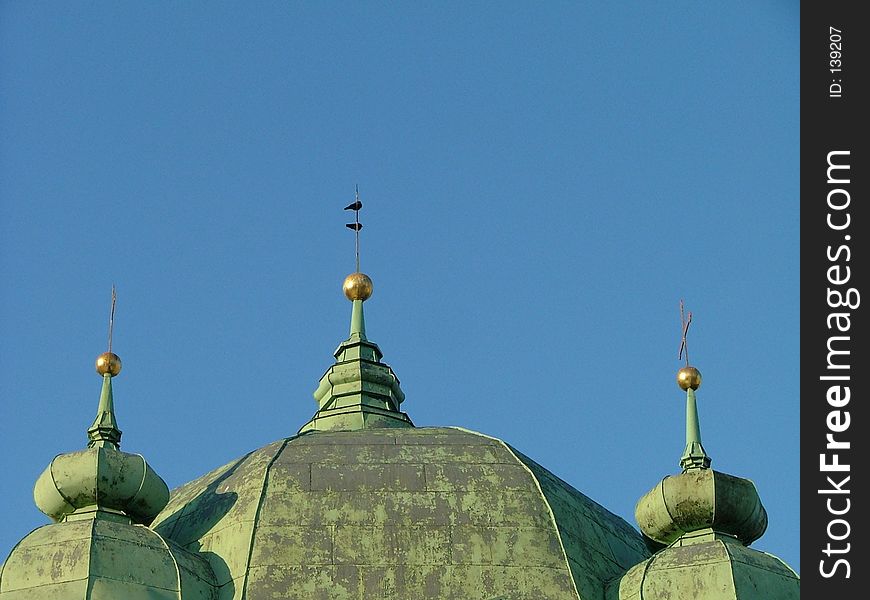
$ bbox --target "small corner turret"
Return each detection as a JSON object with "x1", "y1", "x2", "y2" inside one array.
[
  {"x1": 609, "y1": 301, "x2": 798, "y2": 600},
  {"x1": 635, "y1": 301, "x2": 764, "y2": 547},
  {"x1": 0, "y1": 287, "x2": 221, "y2": 600},
  {"x1": 32, "y1": 287, "x2": 169, "y2": 525}
]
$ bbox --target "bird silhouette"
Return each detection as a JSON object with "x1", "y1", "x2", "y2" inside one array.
[{"x1": 344, "y1": 200, "x2": 362, "y2": 211}]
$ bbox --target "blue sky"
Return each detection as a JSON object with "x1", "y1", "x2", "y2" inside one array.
[{"x1": 1, "y1": 1, "x2": 800, "y2": 573}]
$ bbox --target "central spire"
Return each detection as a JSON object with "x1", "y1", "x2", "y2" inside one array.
[{"x1": 298, "y1": 190, "x2": 413, "y2": 434}]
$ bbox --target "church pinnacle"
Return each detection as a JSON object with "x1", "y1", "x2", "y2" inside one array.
[
  {"x1": 298, "y1": 190, "x2": 413, "y2": 433},
  {"x1": 32, "y1": 287, "x2": 170, "y2": 525},
  {"x1": 88, "y1": 285, "x2": 123, "y2": 448},
  {"x1": 632, "y1": 301, "x2": 767, "y2": 550}
]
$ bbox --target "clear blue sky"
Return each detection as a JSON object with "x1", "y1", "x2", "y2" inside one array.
[{"x1": 1, "y1": 1, "x2": 800, "y2": 573}]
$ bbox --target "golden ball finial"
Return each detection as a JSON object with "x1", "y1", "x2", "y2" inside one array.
[
  {"x1": 343, "y1": 272, "x2": 373, "y2": 301},
  {"x1": 677, "y1": 366, "x2": 702, "y2": 391},
  {"x1": 96, "y1": 352, "x2": 122, "y2": 377}
]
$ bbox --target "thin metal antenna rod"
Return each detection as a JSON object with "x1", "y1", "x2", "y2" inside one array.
[
  {"x1": 678, "y1": 299, "x2": 692, "y2": 367},
  {"x1": 107, "y1": 285, "x2": 117, "y2": 354},
  {"x1": 354, "y1": 185, "x2": 360, "y2": 272},
  {"x1": 344, "y1": 186, "x2": 363, "y2": 272}
]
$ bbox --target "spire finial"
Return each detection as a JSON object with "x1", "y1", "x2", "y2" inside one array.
[
  {"x1": 89, "y1": 287, "x2": 123, "y2": 448},
  {"x1": 343, "y1": 188, "x2": 371, "y2": 302},
  {"x1": 676, "y1": 300, "x2": 710, "y2": 471},
  {"x1": 634, "y1": 302, "x2": 769, "y2": 550}
]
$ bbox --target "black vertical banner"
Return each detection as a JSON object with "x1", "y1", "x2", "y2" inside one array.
[{"x1": 801, "y1": 2, "x2": 867, "y2": 596}]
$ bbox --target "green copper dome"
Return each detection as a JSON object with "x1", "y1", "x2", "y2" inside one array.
[
  {"x1": 151, "y1": 427, "x2": 650, "y2": 599},
  {"x1": 0, "y1": 277, "x2": 800, "y2": 599},
  {"x1": 144, "y1": 275, "x2": 650, "y2": 599},
  {"x1": 33, "y1": 445, "x2": 169, "y2": 525},
  {"x1": 615, "y1": 468, "x2": 797, "y2": 600},
  {"x1": 28, "y1": 372, "x2": 170, "y2": 526}
]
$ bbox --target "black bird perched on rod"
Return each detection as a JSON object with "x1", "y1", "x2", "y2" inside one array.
[{"x1": 345, "y1": 186, "x2": 363, "y2": 231}]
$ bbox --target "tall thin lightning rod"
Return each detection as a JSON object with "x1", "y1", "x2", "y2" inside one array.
[
  {"x1": 354, "y1": 186, "x2": 360, "y2": 272},
  {"x1": 678, "y1": 299, "x2": 692, "y2": 367},
  {"x1": 107, "y1": 285, "x2": 117, "y2": 354},
  {"x1": 344, "y1": 186, "x2": 363, "y2": 273}
]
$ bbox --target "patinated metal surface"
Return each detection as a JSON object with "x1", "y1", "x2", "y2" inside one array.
[
  {"x1": 614, "y1": 450, "x2": 796, "y2": 599},
  {"x1": 518, "y1": 450, "x2": 650, "y2": 600},
  {"x1": 152, "y1": 427, "x2": 649, "y2": 599},
  {"x1": 0, "y1": 518, "x2": 217, "y2": 599},
  {"x1": 635, "y1": 469, "x2": 767, "y2": 546},
  {"x1": 608, "y1": 538, "x2": 799, "y2": 600},
  {"x1": 33, "y1": 446, "x2": 169, "y2": 525}
]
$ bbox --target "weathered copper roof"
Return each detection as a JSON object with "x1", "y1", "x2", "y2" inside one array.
[
  {"x1": 0, "y1": 518, "x2": 217, "y2": 598},
  {"x1": 608, "y1": 537, "x2": 800, "y2": 600},
  {"x1": 152, "y1": 427, "x2": 650, "y2": 599}
]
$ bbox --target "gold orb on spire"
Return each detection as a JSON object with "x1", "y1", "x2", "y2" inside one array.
[
  {"x1": 677, "y1": 366, "x2": 701, "y2": 391},
  {"x1": 343, "y1": 272, "x2": 373, "y2": 301},
  {"x1": 96, "y1": 352, "x2": 122, "y2": 377}
]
